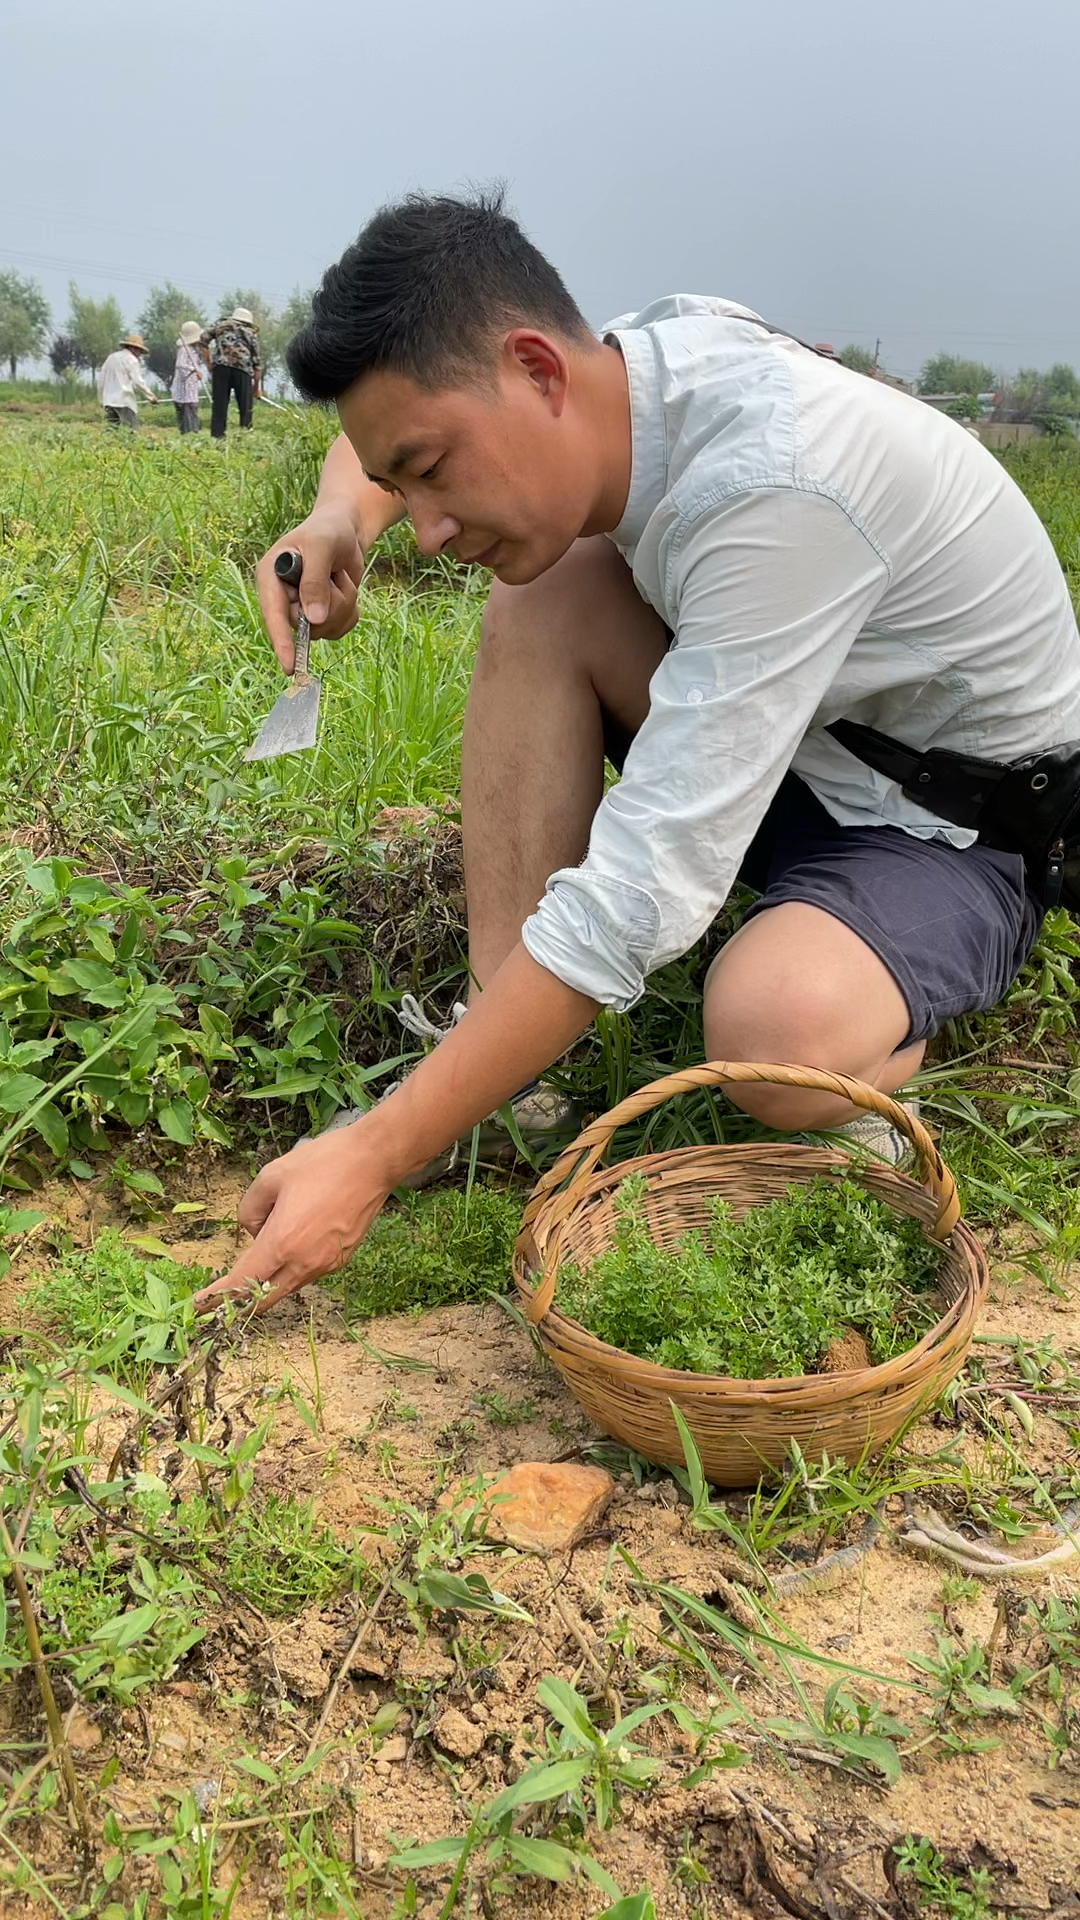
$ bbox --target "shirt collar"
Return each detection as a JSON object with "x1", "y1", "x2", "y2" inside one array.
[{"x1": 604, "y1": 326, "x2": 668, "y2": 552}]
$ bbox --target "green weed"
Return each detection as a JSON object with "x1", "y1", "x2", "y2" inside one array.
[{"x1": 892, "y1": 1835, "x2": 994, "y2": 1920}]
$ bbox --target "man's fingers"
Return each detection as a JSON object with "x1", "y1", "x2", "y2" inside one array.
[
  {"x1": 256, "y1": 549, "x2": 300, "y2": 671},
  {"x1": 236, "y1": 1170, "x2": 278, "y2": 1237},
  {"x1": 256, "y1": 545, "x2": 362, "y2": 673},
  {"x1": 193, "y1": 1238, "x2": 302, "y2": 1314}
]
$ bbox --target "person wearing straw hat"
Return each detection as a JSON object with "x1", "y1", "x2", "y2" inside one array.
[
  {"x1": 200, "y1": 305, "x2": 263, "y2": 438},
  {"x1": 171, "y1": 320, "x2": 206, "y2": 434},
  {"x1": 96, "y1": 332, "x2": 159, "y2": 428}
]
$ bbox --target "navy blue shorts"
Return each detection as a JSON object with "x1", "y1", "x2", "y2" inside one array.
[
  {"x1": 737, "y1": 773, "x2": 1044, "y2": 1044},
  {"x1": 602, "y1": 707, "x2": 1044, "y2": 1045}
]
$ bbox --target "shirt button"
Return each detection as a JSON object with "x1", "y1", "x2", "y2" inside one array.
[{"x1": 687, "y1": 685, "x2": 705, "y2": 704}]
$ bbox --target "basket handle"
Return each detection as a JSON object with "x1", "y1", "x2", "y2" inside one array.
[{"x1": 520, "y1": 1060, "x2": 958, "y2": 1321}]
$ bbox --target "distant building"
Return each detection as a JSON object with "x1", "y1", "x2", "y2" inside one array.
[{"x1": 916, "y1": 391, "x2": 999, "y2": 419}]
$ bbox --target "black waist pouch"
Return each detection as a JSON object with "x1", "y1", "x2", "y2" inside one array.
[{"x1": 827, "y1": 719, "x2": 1080, "y2": 911}]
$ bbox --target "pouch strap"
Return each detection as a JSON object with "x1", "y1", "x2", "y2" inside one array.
[{"x1": 826, "y1": 719, "x2": 1011, "y2": 830}]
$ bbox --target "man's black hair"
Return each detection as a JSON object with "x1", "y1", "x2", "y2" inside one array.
[{"x1": 287, "y1": 188, "x2": 594, "y2": 401}]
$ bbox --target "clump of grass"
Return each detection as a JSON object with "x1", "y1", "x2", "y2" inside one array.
[
  {"x1": 24, "y1": 1229, "x2": 202, "y2": 1377},
  {"x1": 558, "y1": 1174, "x2": 940, "y2": 1378},
  {"x1": 169, "y1": 1491, "x2": 369, "y2": 1616},
  {"x1": 333, "y1": 1183, "x2": 523, "y2": 1322}
]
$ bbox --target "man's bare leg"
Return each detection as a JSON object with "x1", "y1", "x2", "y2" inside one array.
[
  {"x1": 462, "y1": 536, "x2": 668, "y2": 992},
  {"x1": 703, "y1": 902, "x2": 925, "y2": 1131}
]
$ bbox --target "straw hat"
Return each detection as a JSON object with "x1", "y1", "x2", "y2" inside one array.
[
  {"x1": 177, "y1": 320, "x2": 203, "y2": 347},
  {"x1": 231, "y1": 306, "x2": 255, "y2": 326},
  {"x1": 120, "y1": 332, "x2": 148, "y2": 354}
]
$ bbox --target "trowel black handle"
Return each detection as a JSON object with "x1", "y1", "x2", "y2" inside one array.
[{"x1": 274, "y1": 549, "x2": 304, "y2": 588}]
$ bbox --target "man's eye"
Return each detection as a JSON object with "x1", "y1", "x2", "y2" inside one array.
[{"x1": 418, "y1": 459, "x2": 442, "y2": 480}]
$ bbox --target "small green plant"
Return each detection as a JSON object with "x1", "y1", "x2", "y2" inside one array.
[
  {"x1": 388, "y1": 1676, "x2": 675, "y2": 1912},
  {"x1": 893, "y1": 1835, "x2": 994, "y2": 1919},
  {"x1": 907, "y1": 1632, "x2": 1026, "y2": 1748},
  {"x1": 473, "y1": 1387, "x2": 537, "y2": 1427},
  {"x1": 25, "y1": 1228, "x2": 201, "y2": 1376},
  {"x1": 559, "y1": 1174, "x2": 940, "y2": 1377}
]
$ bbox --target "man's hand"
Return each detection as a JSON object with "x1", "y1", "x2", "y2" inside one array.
[
  {"x1": 256, "y1": 507, "x2": 367, "y2": 673},
  {"x1": 194, "y1": 1122, "x2": 390, "y2": 1314}
]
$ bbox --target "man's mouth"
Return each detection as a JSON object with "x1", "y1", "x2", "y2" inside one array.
[{"x1": 459, "y1": 541, "x2": 501, "y2": 568}]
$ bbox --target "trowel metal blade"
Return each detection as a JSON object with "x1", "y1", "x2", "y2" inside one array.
[{"x1": 243, "y1": 674, "x2": 322, "y2": 761}]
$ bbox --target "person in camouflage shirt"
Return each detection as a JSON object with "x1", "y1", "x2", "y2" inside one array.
[{"x1": 201, "y1": 306, "x2": 263, "y2": 437}]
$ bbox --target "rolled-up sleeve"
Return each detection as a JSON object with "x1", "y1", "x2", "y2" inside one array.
[{"x1": 522, "y1": 487, "x2": 890, "y2": 1008}]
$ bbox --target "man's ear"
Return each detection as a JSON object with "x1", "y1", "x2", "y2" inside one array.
[{"x1": 503, "y1": 329, "x2": 570, "y2": 415}]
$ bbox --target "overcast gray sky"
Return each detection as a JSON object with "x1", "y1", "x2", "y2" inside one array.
[{"x1": 4, "y1": 0, "x2": 1078, "y2": 382}]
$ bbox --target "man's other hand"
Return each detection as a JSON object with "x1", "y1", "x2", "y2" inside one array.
[
  {"x1": 256, "y1": 510, "x2": 367, "y2": 673},
  {"x1": 194, "y1": 1124, "x2": 389, "y2": 1314}
]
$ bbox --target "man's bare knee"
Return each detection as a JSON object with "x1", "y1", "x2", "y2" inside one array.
[{"x1": 478, "y1": 536, "x2": 666, "y2": 713}]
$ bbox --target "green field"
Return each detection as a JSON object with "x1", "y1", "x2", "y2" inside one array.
[{"x1": 3, "y1": 405, "x2": 1080, "y2": 1919}]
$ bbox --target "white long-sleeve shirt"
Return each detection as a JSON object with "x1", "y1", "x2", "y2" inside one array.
[
  {"x1": 97, "y1": 348, "x2": 155, "y2": 410},
  {"x1": 521, "y1": 295, "x2": 1080, "y2": 1012}
]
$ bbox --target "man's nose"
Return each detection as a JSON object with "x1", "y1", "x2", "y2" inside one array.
[{"x1": 412, "y1": 508, "x2": 461, "y2": 557}]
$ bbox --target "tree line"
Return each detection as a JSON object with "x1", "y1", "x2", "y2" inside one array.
[
  {"x1": 2, "y1": 269, "x2": 1076, "y2": 424},
  {"x1": 0, "y1": 271, "x2": 313, "y2": 386},
  {"x1": 837, "y1": 343, "x2": 1080, "y2": 425}
]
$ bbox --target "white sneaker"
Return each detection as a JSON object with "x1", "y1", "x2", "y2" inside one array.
[
  {"x1": 306, "y1": 994, "x2": 578, "y2": 1188},
  {"x1": 799, "y1": 1098, "x2": 919, "y2": 1170}
]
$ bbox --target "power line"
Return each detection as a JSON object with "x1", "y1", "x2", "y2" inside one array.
[{"x1": 0, "y1": 198, "x2": 330, "y2": 271}]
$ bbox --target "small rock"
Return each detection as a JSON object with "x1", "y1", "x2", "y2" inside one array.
[
  {"x1": 380, "y1": 1735, "x2": 409, "y2": 1764},
  {"x1": 373, "y1": 1759, "x2": 391, "y2": 1779},
  {"x1": 347, "y1": 1646, "x2": 388, "y2": 1679},
  {"x1": 398, "y1": 1639, "x2": 455, "y2": 1685},
  {"x1": 158, "y1": 1729, "x2": 189, "y2": 1755},
  {"x1": 435, "y1": 1707, "x2": 485, "y2": 1760},
  {"x1": 67, "y1": 1710, "x2": 102, "y2": 1753},
  {"x1": 649, "y1": 1508, "x2": 684, "y2": 1536},
  {"x1": 269, "y1": 1629, "x2": 327, "y2": 1701},
  {"x1": 445, "y1": 1461, "x2": 615, "y2": 1552}
]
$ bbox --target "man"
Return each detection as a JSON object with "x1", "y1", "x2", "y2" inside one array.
[
  {"x1": 97, "y1": 332, "x2": 158, "y2": 427},
  {"x1": 201, "y1": 190, "x2": 1080, "y2": 1312},
  {"x1": 201, "y1": 305, "x2": 262, "y2": 437}
]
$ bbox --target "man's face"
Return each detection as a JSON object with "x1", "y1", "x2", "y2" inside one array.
[{"x1": 336, "y1": 337, "x2": 595, "y2": 584}]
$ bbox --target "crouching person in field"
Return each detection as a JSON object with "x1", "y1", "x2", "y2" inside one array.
[
  {"x1": 97, "y1": 332, "x2": 158, "y2": 428},
  {"x1": 196, "y1": 190, "x2": 1080, "y2": 1313}
]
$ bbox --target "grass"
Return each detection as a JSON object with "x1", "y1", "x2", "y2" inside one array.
[
  {"x1": 1, "y1": 404, "x2": 1080, "y2": 1917},
  {"x1": 0, "y1": 408, "x2": 482, "y2": 873},
  {"x1": 332, "y1": 1184, "x2": 524, "y2": 1322}
]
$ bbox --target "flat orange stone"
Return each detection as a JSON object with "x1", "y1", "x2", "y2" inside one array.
[{"x1": 464, "y1": 1461, "x2": 616, "y2": 1551}]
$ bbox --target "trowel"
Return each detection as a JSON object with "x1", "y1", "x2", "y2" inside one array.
[{"x1": 244, "y1": 550, "x2": 321, "y2": 761}]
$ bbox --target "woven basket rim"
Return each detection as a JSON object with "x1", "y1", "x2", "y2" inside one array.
[{"x1": 514, "y1": 1141, "x2": 983, "y2": 1399}]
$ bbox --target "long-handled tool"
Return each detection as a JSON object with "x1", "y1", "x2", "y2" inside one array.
[{"x1": 243, "y1": 550, "x2": 322, "y2": 761}]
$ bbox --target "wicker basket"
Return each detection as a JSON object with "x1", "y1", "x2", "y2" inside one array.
[{"x1": 513, "y1": 1061, "x2": 988, "y2": 1486}]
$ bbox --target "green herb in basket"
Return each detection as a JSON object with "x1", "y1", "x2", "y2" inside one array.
[{"x1": 557, "y1": 1174, "x2": 941, "y2": 1379}]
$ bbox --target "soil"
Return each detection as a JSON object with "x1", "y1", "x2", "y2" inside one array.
[{"x1": 3, "y1": 1155, "x2": 1080, "y2": 1918}]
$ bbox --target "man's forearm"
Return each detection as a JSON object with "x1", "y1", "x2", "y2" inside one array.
[
  {"x1": 362, "y1": 944, "x2": 597, "y2": 1184},
  {"x1": 314, "y1": 433, "x2": 405, "y2": 552}
]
